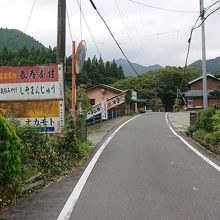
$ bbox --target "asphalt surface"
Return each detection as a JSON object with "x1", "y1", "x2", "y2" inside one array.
[
  {"x1": 2, "y1": 112, "x2": 220, "y2": 219},
  {"x1": 71, "y1": 112, "x2": 220, "y2": 220}
]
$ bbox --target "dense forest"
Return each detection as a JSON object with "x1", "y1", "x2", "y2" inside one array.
[
  {"x1": 0, "y1": 28, "x2": 45, "y2": 51},
  {"x1": 113, "y1": 66, "x2": 201, "y2": 111},
  {"x1": 0, "y1": 46, "x2": 125, "y2": 89}
]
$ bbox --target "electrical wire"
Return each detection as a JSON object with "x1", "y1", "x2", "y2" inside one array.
[
  {"x1": 66, "y1": 7, "x2": 73, "y2": 42},
  {"x1": 89, "y1": 0, "x2": 139, "y2": 76},
  {"x1": 79, "y1": 0, "x2": 82, "y2": 40},
  {"x1": 179, "y1": 16, "x2": 200, "y2": 90},
  {"x1": 0, "y1": 0, "x2": 15, "y2": 8},
  {"x1": 75, "y1": 0, "x2": 101, "y2": 55},
  {"x1": 128, "y1": 0, "x2": 199, "y2": 13},
  {"x1": 89, "y1": 28, "x2": 191, "y2": 46},
  {"x1": 205, "y1": 0, "x2": 220, "y2": 12},
  {"x1": 195, "y1": 5, "x2": 220, "y2": 29},
  {"x1": 24, "y1": 0, "x2": 37, "y2": 33},
  {"x1": 180, "y1": 5, "x2": 220, "y2": 91},
  {"x1": 114, "y1": 0, "x2": 142, "y2": 61}
]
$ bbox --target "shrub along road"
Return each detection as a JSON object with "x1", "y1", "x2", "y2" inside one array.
[{"x1": 2, "y1": 112, "x2": 220, "y2": 219}]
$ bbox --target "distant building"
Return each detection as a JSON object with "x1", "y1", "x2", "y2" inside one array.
[
  {"x1": 86, "y1": 84, "x2": 125, "y2": 106},
  {"x1": 185, "y1": 74, "x2": 220, "y2": 109}
]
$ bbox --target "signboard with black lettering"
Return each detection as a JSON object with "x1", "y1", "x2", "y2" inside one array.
[{"x1": 0, "y1": 64, "x2": 65, "y2": 133}]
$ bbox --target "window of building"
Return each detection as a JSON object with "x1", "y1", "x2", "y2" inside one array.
[{"x1": 90, "y1": 99, "x2": 95, "y2": 105}]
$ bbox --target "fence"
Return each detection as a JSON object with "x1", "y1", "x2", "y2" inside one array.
[{"x1": 87, "y1": 109, "x2": 121, "y2": 126}]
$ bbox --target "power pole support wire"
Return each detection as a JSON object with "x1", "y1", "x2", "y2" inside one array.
[{"x1": 200, "y1": 0, "x2": 208, "y2": 109}]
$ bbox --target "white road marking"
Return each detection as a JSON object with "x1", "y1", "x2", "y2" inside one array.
[
  {"x1": 165, "y1": 113, "x2": 220, "y2": 172},
  {"x1": 57, "y1": 114, "x2": 142, "y2": 220}
]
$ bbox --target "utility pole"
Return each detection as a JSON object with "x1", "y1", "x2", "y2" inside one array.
[
  {"x1": 200, "y1": 0, "x2": 208, "y2": 109},
  {"x1": 57, "y1": 0, "x2": 66, "y2": 64}
]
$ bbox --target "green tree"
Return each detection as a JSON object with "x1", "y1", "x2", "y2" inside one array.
[{"x1": 0, "y1": 114, "x2": 21, "y2": 187}]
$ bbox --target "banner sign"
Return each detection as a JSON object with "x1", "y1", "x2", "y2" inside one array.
[
  {"x1": 0, "y1": 64, "x2": 63, "y2": 101},
  {"x1": 87, "y1": 92, "x2": 126, "y2": 120},
  {"x1": 107, "y1": 92, "x2": 126, "y2": 110},
  {"x1": 131, "y1": 90, "x2": 137, "y2": 101},
  {"x1": 101, "y1": 101, "x2": 108, "y2": 120},
  {"x1": 0, "y1": 64, "x2": 65, "y2": 133}
]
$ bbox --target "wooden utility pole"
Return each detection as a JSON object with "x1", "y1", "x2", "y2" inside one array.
[
  {"x1": 57, "y1": 0, "x2": 66, "y2": 64},
  {"x1": 72, "y1": 41, "x2": 76, "y2": 115}
]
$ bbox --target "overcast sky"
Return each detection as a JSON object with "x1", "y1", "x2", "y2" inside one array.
[{"x1": 0, "y1": 0, "x2": 220, "y2": 67}]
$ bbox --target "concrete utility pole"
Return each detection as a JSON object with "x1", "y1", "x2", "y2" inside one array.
[
  {"x1": 57, "y1": 0, "x2": 66, "y2": 64},
  {"x1": 200, "y1": 0, "x2": 208, "y2": 109}
]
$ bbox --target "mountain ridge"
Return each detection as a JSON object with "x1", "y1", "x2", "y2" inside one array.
[
  {"x1": 0, "y1": 28, "x2": 45, "y2": 51},
  {"x1": 114, "y1": 58, "x2": 162, "y2": 76}
]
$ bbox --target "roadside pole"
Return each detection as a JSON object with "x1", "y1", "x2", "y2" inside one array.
[
  {"x1": 72, "y1": 41, "x2": 76, "y2": 116},
  {"x1": 200, "y1": 0, "x2": 208, "y2": 109}
]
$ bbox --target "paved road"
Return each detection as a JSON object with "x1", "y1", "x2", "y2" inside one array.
[
  {"x1": 71, "y1": 112, "x2": 220, "y2": 220},
  {"x1": 3, "y1": 113, "x2": 220, "y2": 219}
]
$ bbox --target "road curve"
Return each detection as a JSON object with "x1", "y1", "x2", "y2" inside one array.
[{"x1": 70, "y1": 112, "x2": 220, "y2": 220}]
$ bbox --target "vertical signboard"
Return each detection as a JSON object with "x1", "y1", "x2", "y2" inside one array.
[
  {"x1": 101, "y1": 101, "x2": 108, "y2": 120},
  {"x1": 0, "y1": 64, "x2": 64, "y2": 133}
]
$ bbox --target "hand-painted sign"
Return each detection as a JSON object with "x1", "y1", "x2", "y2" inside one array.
[
  {"x1": 101, "y1": 101, "x2": 108, "y2": 120},
  {"x1": 0, "y1": 65, "x2": 59, "y2": 83},
  {"x1": 107, "y1": 92, "x2": 126, "y2": 110},
  {"x1": 0, "y1": 64, "x2": 63, "y2": 101},
  {"x1": 0, "y1": 100, "x2": 64, "y2": 133},
  {"x1": 86, "y1": 92, "x2": 126, "y2": 120},
  {"x1": 0, "y1": 82, "x2": 63, "y2": 100},
  {"x1": 0, "y1": 64, "x2": 65, "y2": 133}
]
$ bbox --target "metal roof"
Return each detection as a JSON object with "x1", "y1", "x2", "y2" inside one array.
[
  {"x1": 184, "y1": 90, "x2": 214, "y2": 97},
  {"x1": 188, "y1": 74, "x2": 220, "y2": 85},
  {"x1": 86, "y1": 83, "x2": 124, "y2": 93}
]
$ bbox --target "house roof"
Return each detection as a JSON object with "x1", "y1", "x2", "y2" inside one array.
[
  {"x1": 184, "y1": 89, "x2": 214, "y2": 97},
  {"x1": 86, "y1": 83, "x2": 125, "y2": 93},
  {"x1": 188, "y1": 74, "x2": 220, "y2": 85}
]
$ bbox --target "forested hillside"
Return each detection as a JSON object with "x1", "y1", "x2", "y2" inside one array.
[
  {"x1": 0, "y1": 28, "x2": 45, "y2": 51},
  {"x1": 113, "y1": 67, "x2": 201, "y2": 111},
  {"x1": 0, "y1": 46, "x2": 124, "y2": 89},
  {"x1": 190, "y1": 57, "x2": 220, "y2": 74},
  {"x1": 115, "y1": 58, "x2": 162, "y2": 76}
]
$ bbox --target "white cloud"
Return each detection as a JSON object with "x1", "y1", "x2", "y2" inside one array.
[{"x1": 0, "y1": 0, "x2": 219, "y2": 67}]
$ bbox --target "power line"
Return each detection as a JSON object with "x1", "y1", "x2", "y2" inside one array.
[
  {"x1": 180, "y1": 5, "x2": 220, "y2": 90},
  {"x1": 128, "y1": 0, "x2": 199, "y2": 13},
  {"x1": 114, "y1": 0, "x2": 142, "y2": 60},
  {"x1": 79, "y1": 0, "x2": 82, "y2": 40},
  {"x1": 88, "y1": 28, "x2": 191, "y2": 46},
  {"x1": 66, "y1": 7, "x2": 73, "y2": 41},
  {"x1": 89, "y1": 0, "x2": 139, "y2": 76},
  {"x1": 195, "y1": 5, "x2": 220, "y2": 29},
  {"x1": 179, "y1": 17, "x2": 200, "y2": 90},
  {"x1": 75, "y1": 0, "x2": 101, "y2": 55},
  {"x1": 0, "y1": 0, "x2": 15, "y2": 8},
  {"x1": 24, "y1": 0, "x2": 37, "y2": 33},
  {"x1": 205, "y1": 0, "x2": 220, "y2": 12}
]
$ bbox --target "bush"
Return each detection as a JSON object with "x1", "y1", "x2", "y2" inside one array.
[
  {"x1": 0, "y1": 114, "x2": 21, "y2": 187},
  {"x1": 204, "y1": 133, "x2": 218, "y2": 146},
  {"x1": 193, "y1": 129, "x2": 206, "y2": 141},
  {"x1": 186, "y1": 124, "x2": 197, "y2": 137},
  {"x1": 195, "y1": 108, "x2": 216, "y2": 132}
]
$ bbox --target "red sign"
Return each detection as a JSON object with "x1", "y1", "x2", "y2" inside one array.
[{"x1": 0, "y1": 64, "x2": 59, "y2": 84}]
